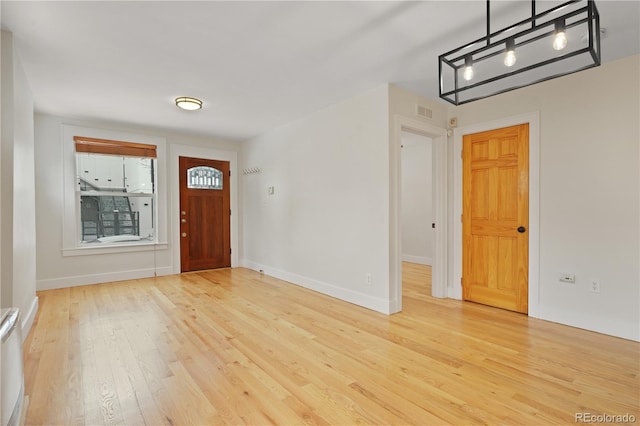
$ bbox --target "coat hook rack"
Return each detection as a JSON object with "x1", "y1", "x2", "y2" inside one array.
[{"x1": 242, "y1": 167, "x2": 262, "y2": 175}]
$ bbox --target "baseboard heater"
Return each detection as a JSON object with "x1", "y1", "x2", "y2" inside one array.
[{"x1": 1, "y1": 308, "x2": 24, "y2": 426}]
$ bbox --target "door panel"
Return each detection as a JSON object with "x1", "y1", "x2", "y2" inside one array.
[
  {"x1": 187, "y1": 196, "x2": 224, "y2": 263},
  {"x1": 179, "y1": 156, "x2": 230, "y2": 272},
  {"x1": 463, "y1": 124, "x2": 529, "y2": 313}
]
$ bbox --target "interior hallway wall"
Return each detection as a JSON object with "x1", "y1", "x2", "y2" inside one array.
[
  {"x1": 240, "y1": 83, "x2": 448, "y2": 313},
  {"x1": 241, "y1": 85, "x2": 392, "y2": 312}
]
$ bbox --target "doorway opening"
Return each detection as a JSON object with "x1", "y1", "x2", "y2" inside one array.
[
  {"x1": 391, "y1": 116, "x2": 447, "y2": 313},
  {"x1": 400, "y1": 131, "x2": 435, "y2": 299}
]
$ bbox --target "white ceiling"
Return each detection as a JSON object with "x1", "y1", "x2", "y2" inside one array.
[{"x1": 2, "y1": 1, "x2": 639, "y2": 141}]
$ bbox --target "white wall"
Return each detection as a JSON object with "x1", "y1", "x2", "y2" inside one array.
[
  {"x1": 0, "y1": 31, "x2": 38, "y2": 336},
  {"x1": 240, "y1": 85, "x2": 392, "y2": 312},
  {"x1": 34, "y1": 113, "x2": 239, "y2": 289},
  {"x1": 401, "y1": 132, "x2": 433, "y2": 265},
  {"x1": 450, "y1": 55, "x2": 640, "y2": 341},
  {"x1": 388, "y1": 85, "x2": 448, "y2": 128}
]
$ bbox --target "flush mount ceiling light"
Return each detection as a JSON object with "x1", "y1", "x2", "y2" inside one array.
[
  {"x1": 175, "y1": 96, "x2": 203, "y2": 111},
  {"x1": 439, "y1": 0, "x2": 601, "y2": 105}
]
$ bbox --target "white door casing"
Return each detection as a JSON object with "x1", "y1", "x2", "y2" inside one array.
[
  {"x1": 452, "y1": 112, "x2": 540, "y2": 317},
  {"x1": 390, "y1": 115, "x2": 447, "y2": 313}
]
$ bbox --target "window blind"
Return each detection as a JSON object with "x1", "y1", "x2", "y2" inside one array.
[{"x1": 74, "y1": 136, "x2": 157, "y2": 158}]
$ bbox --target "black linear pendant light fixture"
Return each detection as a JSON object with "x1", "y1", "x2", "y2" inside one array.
[{"x1": 439, "y1": 0, "x2": 601, "y2": 105}]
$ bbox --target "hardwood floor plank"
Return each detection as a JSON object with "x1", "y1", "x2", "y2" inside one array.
[
  {"x1": 22, "y1": 264, "x2": 639, "y2": 425},
  {"x1": 112, "y1": 326, "x2": 167, "y2": 426}
]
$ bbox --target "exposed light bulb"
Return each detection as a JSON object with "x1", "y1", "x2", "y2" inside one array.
[
  {"x1": 504, "y1": 39, "x2": 517, "y2": 67},
  {"x1": 553, "y1": 31, "x2": 567, "y2": 50},
  {"x1": 463, "y1": 65, "x2": 474, "y2": 81},
  {"x1": 463, "y1": 56, "x2": 474, "y2": 81},
  {"x1": 553, "y1": 19, "x2": 568, "y2": 51},
  {"x1": 504, "y1": 50, "x2": 517, "y2": 67}
]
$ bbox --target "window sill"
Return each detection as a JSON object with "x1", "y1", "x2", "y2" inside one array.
[{"x1": 62, "y1": 241, "x2": 168, "y2": 257}]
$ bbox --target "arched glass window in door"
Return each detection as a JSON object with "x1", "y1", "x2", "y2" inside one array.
[{"x1": 187, "y1": 166, "x2": 223, "y2": 190}]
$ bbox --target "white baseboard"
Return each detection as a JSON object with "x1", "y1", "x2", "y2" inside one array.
[
  {"x1": 402, "y1": 254, "x2": 432, "y2": 265},
  {"x1": 21, "y1": 296, "x2": 39, "y2": 341},
  {"x1": 240, "y1": 259, "x2": 392, "y2": 314},
  {"x1": 532, "y1": 304, "x2": 639, "y2": 342},
  {"x1": 36, "y1": 266, "x2": 174, "y2": 291}
]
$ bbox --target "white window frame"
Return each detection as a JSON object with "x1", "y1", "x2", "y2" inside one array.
[{"x1": 62, "y1": 125, "x2": 168, "y2": 256}]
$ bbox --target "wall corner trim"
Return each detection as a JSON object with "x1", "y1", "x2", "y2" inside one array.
[{"x1": 21, "y1": 296, "x2": 39, "y2": 341}]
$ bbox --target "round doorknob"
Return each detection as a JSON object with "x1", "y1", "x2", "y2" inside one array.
[
  {"x1": 181, "y1": 218, "x2": 187, "y2": 223},
  {"x1": 181, "y1": 232, "x2": 187, "y2": 237},
  {"x1": 517, "y1": 226, "x2": 526, "y2": 233}
]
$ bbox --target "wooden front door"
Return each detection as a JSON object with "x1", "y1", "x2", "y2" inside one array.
[
  {"x1": 179, "y1": 156, "x2": 231, "y2": 272},
  {"x1": 462, "y1": 124, "x2": 529, "y2": 313}
]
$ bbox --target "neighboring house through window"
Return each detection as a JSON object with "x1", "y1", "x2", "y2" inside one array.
[
  {"x1": 61, "y1": 125, "x2": 167, "y2": 256},
  {"x1": 74, "y1": 136, "x2": 156, "y2": 244}
]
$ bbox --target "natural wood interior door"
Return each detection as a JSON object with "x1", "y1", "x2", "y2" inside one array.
[
  {"x1": 179, "y1": 156, "x2": 231, "y2": 272},
  {"x1": 462, "y1": 124, "x2": 529, "y2": 313}
]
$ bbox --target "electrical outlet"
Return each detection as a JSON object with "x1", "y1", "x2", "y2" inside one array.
[
  {"x1": 559, "y1": 273, "x2": 576, "y2": 283},
  {"x1": 590, "y1": 279, "x2": 601, "y2": 293},
  {"x1": 366, "y1": 273, "x2": 372, "y2": 285}
]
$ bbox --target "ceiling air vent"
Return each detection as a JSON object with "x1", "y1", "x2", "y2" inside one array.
[{"x1": 416, "y1": 104, "x2": 433, "y2": 119}]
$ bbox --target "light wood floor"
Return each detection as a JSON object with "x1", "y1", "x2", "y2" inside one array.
[{"x1": 23, "y1": 263, "x2": 639, "y2": 425}]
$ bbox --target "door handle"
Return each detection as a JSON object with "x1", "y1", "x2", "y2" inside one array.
[
  {"x1": 181, "y1": 218, "x2": 187, "y2": 223},
  {"x1": 517, "y1": 226, "x2": 526, "y2": 233},
  {"x1": 181, "y1": 232, "x2": 187, "y2": 237}
]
